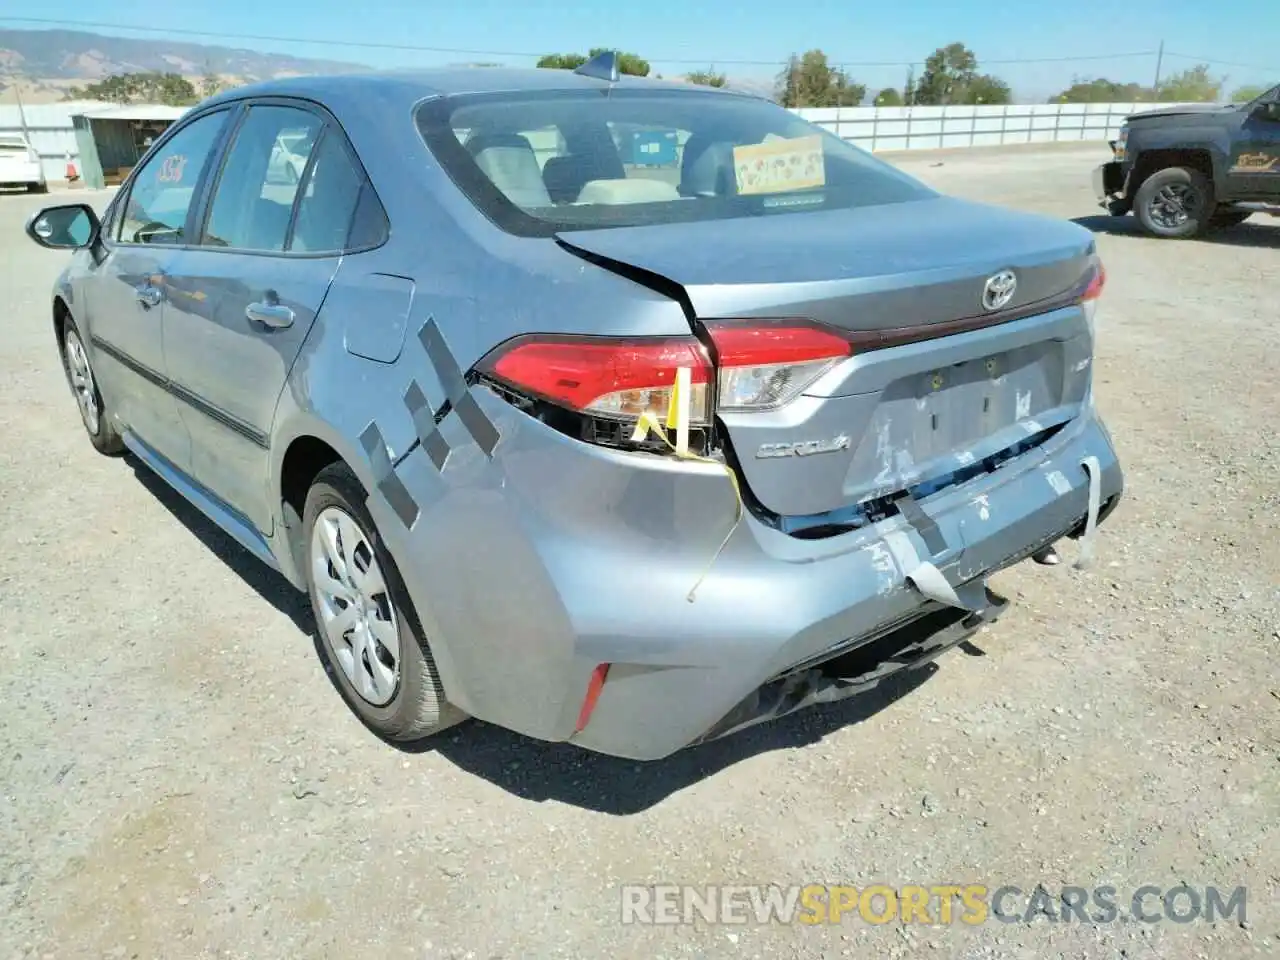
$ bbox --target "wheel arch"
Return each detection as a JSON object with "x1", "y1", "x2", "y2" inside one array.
[
  {"x1": 1128, "y1": 146, "x2": 1218, "y2": 199},
  {"x1": 53, "y1": 294, "x2": 71, "y2": 348}
]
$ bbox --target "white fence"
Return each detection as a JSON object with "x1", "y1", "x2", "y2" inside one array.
[
  {"x1": 1, "y1": 98, "x2": 1185, "y2": 183},
  {"x1": 793, "y1": 101, "x2": 1189, "y2": 152}
]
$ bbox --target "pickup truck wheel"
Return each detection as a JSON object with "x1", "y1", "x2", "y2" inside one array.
[
  {"x1": 303, "y1": 462, "x2": 466, "y2": 743},
  {"x1": 1134, "y1": 167, "x2": 1212, "y2": 238},
  {"x1": 1209, "y1": 210, "x2": 1252, "y2": 229}
]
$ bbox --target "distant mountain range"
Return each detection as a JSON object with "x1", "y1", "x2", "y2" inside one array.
[
  {"x1": 0, "y1": 27, "x2": 777, "y2": 103},
  {"x1": 0, "y1": 28, "x2": 368, "y2": 100}
]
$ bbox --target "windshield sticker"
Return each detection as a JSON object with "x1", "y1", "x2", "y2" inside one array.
[
  {"x1": 732, "y1": 135, "x2": 825, "y2": 195},
  {"x1": 157, "y1": 154, "x2": 188, "y2": 183}
]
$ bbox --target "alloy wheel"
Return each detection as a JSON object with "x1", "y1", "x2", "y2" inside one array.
[
  {"x1": 63, "y1": 331, "x2": 100, "y2": 435},
  {"x1": 310, "y1": 506, "x2": 401, "y2": 706},
  {"x1": 1149, "y1": 183, "x2": 1198, "y2": 230}
]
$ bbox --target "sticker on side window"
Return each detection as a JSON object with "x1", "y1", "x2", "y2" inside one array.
[
  {"x1": 732, "y1": 134, "x2": 825, "y2": 195},
  {"x1": 157, "y1": 154, "x2": 188, "y2": 183}
]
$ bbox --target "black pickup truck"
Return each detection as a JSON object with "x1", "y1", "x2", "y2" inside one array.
[{"x1": 1094, "y1": 83, "x2": 1280, "y2": 238}]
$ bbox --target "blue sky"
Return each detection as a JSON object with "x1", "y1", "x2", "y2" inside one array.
[{"x1": 5, "y1": 0, "x2": 1276, "y2": 100}]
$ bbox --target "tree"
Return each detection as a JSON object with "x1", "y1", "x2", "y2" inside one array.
[
  {"x1": 66, "y1": 71, "x2": 198, "y2": 106},
  {"x1": 1157, "y1": 64, "x2": 1220, "y2": 102},
  {"x1": 199, "y1": 66, "x2": 224, "y2": 100},
  {"x1": 1052, "y1": 78, "x2": 1153, "y2": 103},
  {"x1": 685, "y1": 68, "x2": 726, "y2": 88},
  {"x1": 874, "y1": 87, "x2": 903, "y2": 106},
  {"x1": 913, "y1": 43, "x2": 978, "y2": 105},
  {"x1": 536, "y1": 48, "x2": 650, "y2": 77},
  {"x1": 963, "y1": 74, "x2": 1011, "y2": 104},
  {"x1": 774, "y1": 50, "x2": 865, "y2": 108},
  {"x1": 1231, "y1": 83, "x2": 1270, "y2": 103}
]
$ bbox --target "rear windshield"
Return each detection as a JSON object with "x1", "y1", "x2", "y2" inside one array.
[{"x1": 415, "y1": 87, "x2": 934, "y2": 236}]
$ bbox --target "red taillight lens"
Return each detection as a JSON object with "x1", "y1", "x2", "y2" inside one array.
[
  {"x1": 481, "y1": 335, "x2": 713, "y2": 423},
  {"x1": 705, "y1": 320, "x2": 852, "y2": 412},
  {"x1": 1081, "y1": 259, "x2": 1106, "y2": 302}
]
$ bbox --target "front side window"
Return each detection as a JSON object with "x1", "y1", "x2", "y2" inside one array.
[
  {"x1": 416, "y1": 88, "x2": 935, "y2": 236},
  {"x1": 202, "y1": 105, "x2": 323, "y2": 252},
  {"x1": 118, "y1": 110, "x2": 229, "y2": 245}
]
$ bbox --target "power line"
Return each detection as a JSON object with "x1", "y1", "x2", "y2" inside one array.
[
  {"x1": 1163, "y1": 51, "x2": 1274, "y2": 71},
  {"x1": 1, "y1": 15, "x2": 1166, "y2": 69}
]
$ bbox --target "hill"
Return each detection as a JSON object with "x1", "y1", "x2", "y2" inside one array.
[{"x1": 0, "y1": 27, "x2": 368, "y2": 101}]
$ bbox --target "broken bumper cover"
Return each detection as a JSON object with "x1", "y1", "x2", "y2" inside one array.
[
  {"x1": 1094, "y1": 161, "x2": 1131, "y2": 215},
  {"x1": 374, "y1": 390, "x2": 1123, "y2": 762}
]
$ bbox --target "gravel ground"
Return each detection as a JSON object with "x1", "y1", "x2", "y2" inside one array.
[{"x1": 1, "y1": 144, "x2": 1277, "y2": 960}]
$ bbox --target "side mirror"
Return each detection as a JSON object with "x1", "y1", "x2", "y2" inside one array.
[
  {"x1": 1256, "y1": 101, "x2": 1280, "y2": 123},
  {"x1": 25, "y1": 203, "x2": 100, "y2": 250}
]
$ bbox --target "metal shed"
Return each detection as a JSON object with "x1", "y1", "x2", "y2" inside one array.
[{"x1": 71, "y1": 104, "x2": 190, "y2": 189}]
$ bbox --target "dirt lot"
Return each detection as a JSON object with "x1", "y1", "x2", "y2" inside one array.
[{"x1": 1, "y1": 144, "x2": 1277, "y2": 960}]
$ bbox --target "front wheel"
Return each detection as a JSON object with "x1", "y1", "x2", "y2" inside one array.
[
  {"x1": 60, "y1": 318, "x2": 124, "y2": 455},
  {"x1": 1133, "y1": 166, "x2": 1213, "y2": 239},
  {"x1": 303, "y1": 463, "x2": 466, "y2": 742}
]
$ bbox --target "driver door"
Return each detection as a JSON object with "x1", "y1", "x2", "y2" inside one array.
[{"x1": 85, "y1": 108, "x2": 233, "y2": 466}]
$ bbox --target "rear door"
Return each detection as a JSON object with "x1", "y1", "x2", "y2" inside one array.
[
  {"x1": 84, "y1": 108, "x2": 232, "y2": 465},
  {"x1": 161, "y1": 100, "x2": 372, "y2": 532},
  {"x1": 1227, "y1": 93, "x2": 1280, "y2": 198}
]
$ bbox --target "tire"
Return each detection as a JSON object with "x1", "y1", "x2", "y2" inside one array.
[
  {"x1": 302, "y1": 462, "x2": 465, "y2": 742},
  {"x1": 59, "y1": 315, "x2": 125, "y2": 455},
  {"x1": 27, "y1": 182, "x2": 49, "y2": 194},
  {"x1": 1133, "y1": 166, "x2": 1213, "y2": 239},
  {"x1": 1209, "y1": 209, "x2": 1252, "y2": 229}
]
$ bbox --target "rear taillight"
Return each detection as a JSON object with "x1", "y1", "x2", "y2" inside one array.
[
  {"x1": 480, "y1": 335, "x2": 713, "y2": 424},
  {"x1": 478, "y1": 322, "x2": 855, "y2": 453},
  {"x1": 705, "y1": 320, "x2": 851, "y2": 412},
  {"x1": 1079, "y1": 257, "x2": 1105, "y2": 335},
  {"x1": 1081, "y1": 260, "x2": 1106, "y2": 302}
]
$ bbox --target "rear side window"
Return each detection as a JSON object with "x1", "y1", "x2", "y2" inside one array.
[
  {"x1": 202, "y1": 105, "x2": 323, "y2": 252},
  {"x1": 290, "y1": 132, "x2": 366, "y2": 252},
  {"x1": 118, "y1": 111, "x2": 229, "y2": 245}
]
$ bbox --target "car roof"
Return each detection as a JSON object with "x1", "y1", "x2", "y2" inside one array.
[{"x1": 201, "y1": 68, "x2": 754, "y2": 111}]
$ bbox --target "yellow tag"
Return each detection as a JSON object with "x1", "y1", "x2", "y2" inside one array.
[{"x1": 732, "y1": 135, "x2": 825, "y2": 195}]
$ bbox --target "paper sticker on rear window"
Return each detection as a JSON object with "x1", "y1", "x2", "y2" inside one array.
[{"x1": 732, "y1": 135, "x2": 825, "y2": 195}]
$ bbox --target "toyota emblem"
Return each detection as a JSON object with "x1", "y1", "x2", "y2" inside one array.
[{"x1": 982, "y1": 270, "x2": 1018, "y2": 311}]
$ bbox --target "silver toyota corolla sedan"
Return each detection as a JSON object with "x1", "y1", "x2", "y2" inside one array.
[{"x1": 25, "y1": 55, "x2": 1123, "y2": 760}]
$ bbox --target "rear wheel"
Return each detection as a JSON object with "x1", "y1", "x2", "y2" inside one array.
[
  {"x1": 303, "y1": 463, "x2": 465, "y2": 742},
  {"x1": 1134, "y1": 166, "x2": 1213, "y2": 239},
  {"x1": 60, "y1": 317, "x2": 124, "y2": 455}
]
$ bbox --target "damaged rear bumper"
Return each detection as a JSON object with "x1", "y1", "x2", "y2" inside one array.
[{"x1": 373, "y1": 388, "x2": 1123, "y2": 762}]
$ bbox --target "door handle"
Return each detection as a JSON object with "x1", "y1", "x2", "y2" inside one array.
[
  {"x1": 246, "y1": 301, "x2": 295, "y2": 329},
  {"x1": 135, "y1": 284, "x2": 162, "y2": 308}
]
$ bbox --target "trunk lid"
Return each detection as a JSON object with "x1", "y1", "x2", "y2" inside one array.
[{"x1": 557, "y1": 197, "x2": 1098, "y2": 522}]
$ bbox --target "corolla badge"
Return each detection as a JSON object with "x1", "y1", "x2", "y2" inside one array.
[
  {"x1": 982, "y1": 270, "x2": 1018, "y2": 311},
  {"x1": 756, "y1": 435, "x2": 851, "y2": 459}
]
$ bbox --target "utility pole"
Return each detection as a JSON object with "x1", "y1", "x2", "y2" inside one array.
[
  {"x1": 1152, "y1": 40, "x2": 1165, "y2": 96},
  {"x1": 14, "y1": 84, "x2": 31, "y2": 142}
]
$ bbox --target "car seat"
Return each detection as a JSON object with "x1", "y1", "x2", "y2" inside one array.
[{"x1": 466, "y1": 133, "x2": 552, "y2": 208}]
